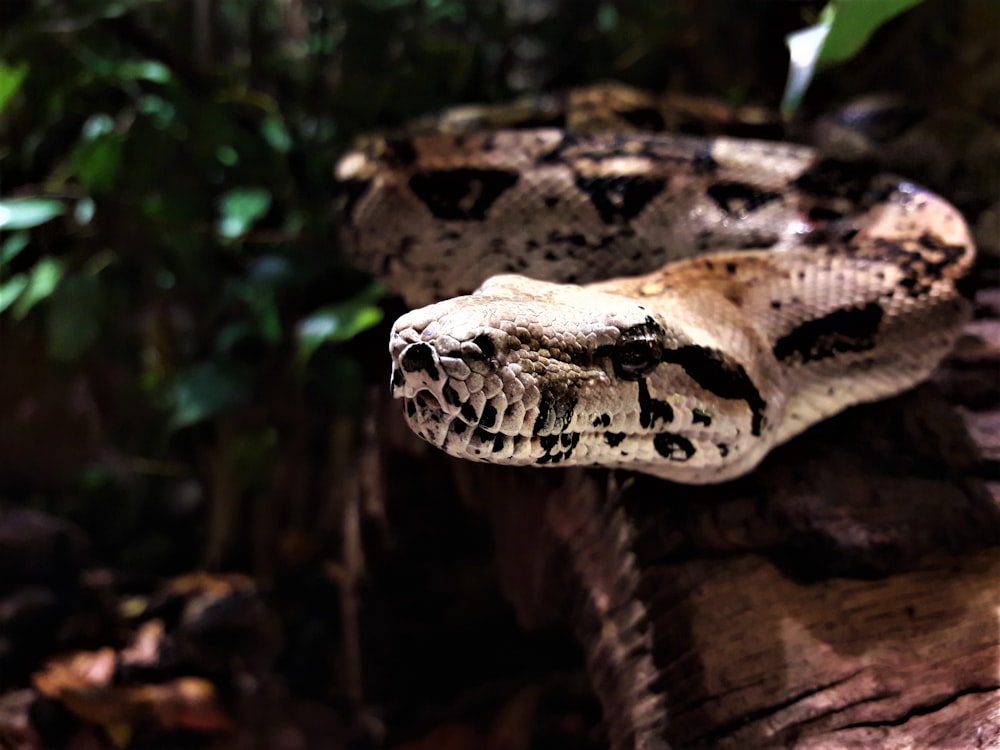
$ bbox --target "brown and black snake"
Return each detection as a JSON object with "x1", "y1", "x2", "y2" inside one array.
[{"x1": 336, "y1": 86, "x2": 976, "y2": 483}]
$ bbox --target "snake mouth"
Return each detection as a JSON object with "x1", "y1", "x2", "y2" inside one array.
[
  {"x1": 397, "y1": 388, "x2": 537, "y2": 461},
  {"x1": 390, "y1": 326, "x2": 544, "y2": 462}
]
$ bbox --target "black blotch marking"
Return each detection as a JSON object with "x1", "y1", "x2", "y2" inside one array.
[
  {"x1": 618, "y1": 107, "x2": 667, "y2": 131},
  {"x1": 336, "y1": 178, "x2": 371, "y2": 222},
  {"x1": 592, "y1": 413, "x2": 611, "y2": 428},
  {"x1": 493, "y1": 434, "x2": 506, "y2": 453},
  {"x1": 533, "y1": 390, "x2": 577, "y2": 435},
  {"x1": 867, "y1": 236, "x2": 968, "y2": 297},
  {"x1": 692, "y1": 150, "x2": 719, "y2": 174},
  {"x1": 472, "y1": 427, "x2": 496, "y2": 448},
  {"x1": 544, "y1": 196, "x2": 560, "y2": 208},
  {"x1": 479, "y1": 403, "x2": 497, "y2": 430},
  {"x1": 807, "y1": 206, "x2": 844, "y2": 222},
  {"x1": 773, "y1": 302, "x2": 884, "y2": 364},
  {"x1": 400, "y1": 343, "x2": 439, "y2": 380},
  {"x1": 793, "y1": 158, "x2": 881, "y2": 204},
  {"x1": 725, "y1": 262, "x2": 737, "y2": 275},
  {"x1": 452, "y1": 420, "x2": 467, "y2": 435},
  {"x1": 637, "y1": 379, "x2": 674, "y2": 429},
  {"x1": 391, "y1": 368, "x2": 405, "y2": 389},
  {"x1": 604, "y1": 432, "x2": 626, "y2": 447},
  {"x1": 919, "y1": 231, "x2": 947, "y2": 250},
  {"x1": 536, "y1": 432, "x2": 580, "y2": 465},
  {"x1": 717, "y1": 443, "x2": 729, "y2": 457},
  {"x1": 472, "y1": 333, "x2": 496, "y2": 359},
  {"x1": 409, "y1": 169, "x2": 519, "y2": 221},
  {"x1": 653, "y1": 432, "x2": 696, "y2": 462},
  {"x1": 382, "y1": 137, "x2": 418, "y2": 166},
  {"x1": 536, "y1": 132, "x2": 580, "y2": 163},
  {"x1": 397, "y1": 235, "x2": 417, "y2": 261},
  {"x1": 405, "y1": 400, "x2": 416, "y2": 418},
  {"x1": 442, "y1": 383, "x2": 461, "y2": 407},
  {"x1": 500, "y1": 110, "x2": 566, "y2": 130},
  {"x1": 661, "y1": 346, "x2": 767, "y2": 437},
  {"x1": 692, "y1": 409, "x2": 712, "y2": 426},
  {"x1": 770, "y1": 301, "x2": 782, "y2": 310},
  {"x1": 706, "y1": 182, "x2": 782, "y2": 215},
  {"x1": 460, "y1": 402, "x2": 478, "y2": 423},
  {"x1": 574, "y1": 175, "x2": 666, "y2": 224},
  {"x1": 546, "y1": 230, "x2": 589, "y2": 247}
]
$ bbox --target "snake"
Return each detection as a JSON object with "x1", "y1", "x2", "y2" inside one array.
[{"x1": 336, "y1": 86, "x2": 976, "y2": 484}]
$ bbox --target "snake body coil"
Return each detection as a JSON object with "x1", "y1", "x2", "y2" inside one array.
[{"x1": 338, "y1": 113, "x2": 975, "y2": 483}]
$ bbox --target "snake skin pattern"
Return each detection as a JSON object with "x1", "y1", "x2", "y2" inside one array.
[{"x1": 337, "y1": 91, "x2": 976, "y2": 483}]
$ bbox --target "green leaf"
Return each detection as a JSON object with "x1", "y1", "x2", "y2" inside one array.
[
  {"x1": 169, "y1": 362, "x2": 251, "y2": 429},
  {"x1": 0, "y1": 232, "x2": 29, "y2": 265},
  {"x1": 234, "y1": 282, "x2": 282, "y2": 343},
  {"x1": 214, "y1": 322, "x2": 258, "y2": 355},
  {"x1": 82, "y1": 113, "x2": 115, "y2": 140},
  {"x1": 216, "y1": 145, "x2": 239, "y2": 166},
  {"x1": 47, "y1": 274, "x2": 101, "y2": 361},
  {"x1": 0, "y1": 61, "x2": 29, "y2": 115},
  {"x1": 261, "y1": 115, "x2": 292, "y2": 153},
  {"x1": 296, "y1": 285, "x2": 384, "y2": 363},
  {"x1": 12, "y1": 257, "x2": 64, "y2": 318},
  {"x1": 217, "y1": 187, "x2": 271, "y2": 239},
  {"x1": 782, "y1": 0, "x2": 925, "y2": 115},
  {"x1": 0, "y1": 198, "x2": 66, "y2": 230},
  {"x1": 72, "y1": 136, "x2": 123, "y2": 193},
  {"x1": 138, "y1": 94, "x2": 177, "y2": 129},
  {"x1": 74, "y1": 197, "x2": 96, "y2": 225},
  {"x1": 118, "y1": 60, "x2": 172, "y2": 83},
  {"x1": 0, "y1": 275, "x2": 28, "y2": 314}
]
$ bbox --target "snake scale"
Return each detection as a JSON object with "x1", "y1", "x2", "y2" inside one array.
[{"x1": 336, "y1": 86, "x2": 976, "y2": 484}]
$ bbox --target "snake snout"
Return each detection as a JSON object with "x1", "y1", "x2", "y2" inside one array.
[{"x1": 391, "y1": 340, "x2": 452, "y2": 403}]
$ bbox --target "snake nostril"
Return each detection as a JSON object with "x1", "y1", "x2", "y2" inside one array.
[
  {"x1": 400, "y1": 342, "x2": 440, "y2": 379},
  {"x1": 471, "y1": 334, "x2": 496, "y2": 359}
]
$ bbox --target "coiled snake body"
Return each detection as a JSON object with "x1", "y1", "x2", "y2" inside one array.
[{"x1": 337, "y1": 95, "x2": 975, "y2": 483}]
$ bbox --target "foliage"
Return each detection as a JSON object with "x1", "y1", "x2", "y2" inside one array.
[{"x1": 783, "y1": 0, "x2": 927, "y2": 114}]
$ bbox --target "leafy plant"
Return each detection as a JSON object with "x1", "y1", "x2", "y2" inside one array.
[{"x1": 783, "y1": 0, "x2": 927, "y2": 114}]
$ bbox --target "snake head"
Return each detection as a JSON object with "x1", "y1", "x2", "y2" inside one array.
[
  {"x1": 390, "y1": 275, "x2": 624, "y2": 462},
  {"x1": 388, "y1": 274, "x2": 773, "y2": 483}
]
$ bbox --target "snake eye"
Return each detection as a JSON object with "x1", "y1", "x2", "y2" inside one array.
[{"x1": 613, "y1": 333, "x2": 662, "y2": 380}]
